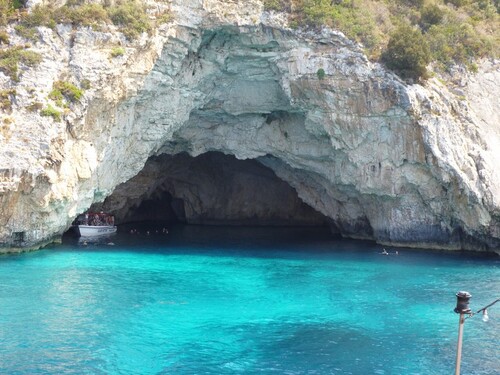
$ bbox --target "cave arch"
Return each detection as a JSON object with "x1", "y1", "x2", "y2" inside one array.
[
  {"x1": 80, "y1": 25, "x2": 477, "y2": 249},
  {"x1": 92, "y1": 25, "x2": 376, "y2": 240}
]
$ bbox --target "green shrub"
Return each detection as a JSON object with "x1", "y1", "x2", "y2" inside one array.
[
  {"x1": 298, "y1": 0, "x2": 335, "y2": 26},
  {"x1": 0, "y1": 46, "x2": 42, "y2": 81},
  {"x1": 332, "y1": 5, "x2": 380, "y2": 49},
  {"x1": 20, "y1": 1, "x2": 153, "y2": 39},
  {"x1": 18, "y1": 49, "x2": 40, "y2": 65},
  {"x1": 427, "y1": 22, "x2": 492, "y2": 69},
  {"x1": 41, "y1": 104, "x2": 62, "y2": 122},
  {"x1": 108, "y1": 0, "x2": 151, "y2": 40},
  {"x1": 0, "y1": 89, "x2": 15, "y2": 112},
  {"x1": 21, "y1": 4, "x2": 56, "y2": 28},
  {"x1": 12, "y1": 1, "x2": 168, "y2": 41},
  {"x1": 381, "y1": 24, "x2": 431, "y2": 80},
  {"x1": 11, "y1": 0, "x2": 24, "y2": 9},
  {"x1": 48, "y1": 87, "x2": 63, "y2": 103},
  {"x1": 60, "y1": 3, "x2": 109, "y2": 29},
  {"x1": 14, "y1": 25, "x2": 38, "y2": 41},
  {"x1": 316, "y1": 68, "x2": 325, "y2": 80},
  {"x1": 264, "y1": 0, "x2": 291, "y2": 12},
  {"x1": 110, "y1": 46, "x2": 125, "y2": 57},
  {"x1": 420, "y1": 4, "x2": 445, "y2": 32},
  {"x1": 292, "y1": 0, "x2": 380, "y2": 49},
  {"x1": 0, "y1": 0, "x2": 14, "y2": 26},
  {"x1": 21, "y1": 3, "x2": 108, "y2": 30},
  {"x1": 156, "y1": 11, "x2": 173, "y2": 25},
  {"x1": 263, "y1": 0, "x2": 280, "y2": 11},
  {"x1": 262, "y1": 0, "x2": 497, "y2": 74},
  {"x1": 51, "y1": 80, "x2": 84, "y2": 102},
  {"x1": 0, "y1": 30, "x2": 9, "y2": 44}
]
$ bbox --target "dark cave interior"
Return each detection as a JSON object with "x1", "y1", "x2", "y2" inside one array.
[{"x1": 88, "y1": 152, "x2": 331, "y2": 230}]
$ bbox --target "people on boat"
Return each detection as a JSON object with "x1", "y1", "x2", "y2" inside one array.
[{"x1": 78, "y1": 212, "x2": 115, "y2": 227}]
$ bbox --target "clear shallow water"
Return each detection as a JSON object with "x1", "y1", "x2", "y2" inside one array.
[{"x1": 0, "y1": 226, "x2": 498, "y2": 375}]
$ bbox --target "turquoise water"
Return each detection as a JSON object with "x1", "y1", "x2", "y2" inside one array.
[{"x1": 0, "y1": 226, "x2": 498, "y2": 374}]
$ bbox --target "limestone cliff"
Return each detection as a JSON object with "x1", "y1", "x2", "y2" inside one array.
[{"x1": 0, "y1": 0, "x2": 499, "y2": 253}]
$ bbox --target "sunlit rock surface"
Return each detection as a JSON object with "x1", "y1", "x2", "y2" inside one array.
[{"x1": 0, "y1": 0, "x2": 499, "y2": 253}]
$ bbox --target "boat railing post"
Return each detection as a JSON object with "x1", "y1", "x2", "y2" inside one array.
[{"x1": 454, "y1": 291, "x2": 471, "y2": 375}]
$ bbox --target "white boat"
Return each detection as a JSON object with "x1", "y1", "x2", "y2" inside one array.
[
  {"x1": 73, "y1": 212, "x2": 117, "y2": 237},
  {"x1": 77, "y1": 225, "x2": 117, "y2": 237}
]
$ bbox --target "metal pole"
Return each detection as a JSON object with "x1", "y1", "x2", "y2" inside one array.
[
  {"x1": 455, "y1": 312, "x2": 465, "y2": 375},
  {"x1": 454, "y1": 291, "x2": 472, "y2": 375}
]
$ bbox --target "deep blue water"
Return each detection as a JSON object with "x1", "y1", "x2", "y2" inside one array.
[{"x1": 0, "y1": 226, "x2": 498, "y2": 374}]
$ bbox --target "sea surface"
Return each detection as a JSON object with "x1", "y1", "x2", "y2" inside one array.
[{"x1": 0, "y1": 226, "x2": 498, "y2": 374}]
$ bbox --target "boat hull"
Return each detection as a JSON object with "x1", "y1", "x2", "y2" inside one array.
[{"x1": 76, "y1": 225, "x2": 117, "y2": 237}]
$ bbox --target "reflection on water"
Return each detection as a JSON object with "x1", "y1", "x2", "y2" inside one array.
[{"x1": 1, "y1": 226, "x2": 499, "y2": 374}]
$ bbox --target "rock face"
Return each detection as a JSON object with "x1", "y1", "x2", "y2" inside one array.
[{"x1": 0, "y1": 0, "x2": 499, "y2": 253}]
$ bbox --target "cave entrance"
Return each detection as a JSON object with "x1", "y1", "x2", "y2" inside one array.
[{"x1": 93, "y1": 152, "x2": 330, "y2": 230}]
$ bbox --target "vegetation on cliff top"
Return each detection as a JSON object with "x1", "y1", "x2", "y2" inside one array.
[
  {"x1": 0, "y1": 0, "x2": 171, "y2": 83},
  {"x1": 264, "y1": 0, "x2": 499, "y2": 80},
  {"x1": 0, "y1": 1, "x2": 497, "y2": 82},
  {"x1": 0, "y1": 0, "x2": 171, "y2": 40}
]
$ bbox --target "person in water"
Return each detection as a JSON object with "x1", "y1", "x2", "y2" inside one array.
[{"x1": 381, "y1": 249, "x2": 388, "y2": 255}]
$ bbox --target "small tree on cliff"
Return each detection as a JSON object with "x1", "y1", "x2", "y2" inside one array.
[{"x1": 381, "y1": 24, "x2": 431, "y2": 81}]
